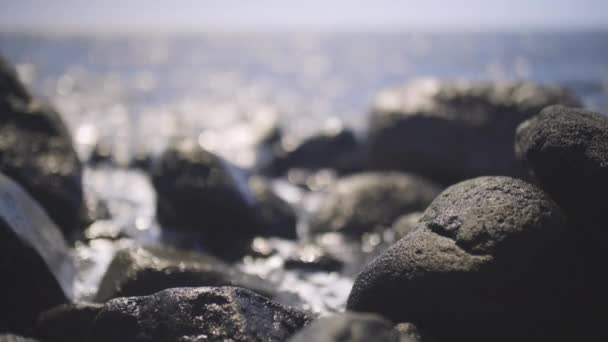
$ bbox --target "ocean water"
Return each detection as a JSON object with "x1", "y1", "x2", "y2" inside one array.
[{"x1": 1, "y1": 31, "x2": 608, "y2": 313}]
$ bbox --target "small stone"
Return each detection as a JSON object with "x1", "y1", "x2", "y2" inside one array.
[
  {"x1": 0, "y1": 55, "x2": 30, "y2": 101},
  {"x1": 0, "y1": 172, "x2": 75, "y2": 333},
  {"x1": 368, "y1": 79, "x2": 581, "y2": 184},
  {"x1": 151, "y1": 139, "x2": 259, "y2": 259},
  {"x1": 284, "y1": 244, "x2": 343, "y2": 272},
  {"x1": 310, "y1": 172, "x2": 441, "y2": 237},
  {"x1": 89, "y1": 287, "x2": 311, "y2": 342},
  {"x1": 249, "y1": 176, "x2": 297, "y2": 239},
  {"x1": 95, "y1": 246, "x2": 278, "y2": 302}
]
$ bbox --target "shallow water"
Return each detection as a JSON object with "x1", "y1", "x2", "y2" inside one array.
[{"x1": 2, "y1": 31, "x2": 608, "y2": 314}]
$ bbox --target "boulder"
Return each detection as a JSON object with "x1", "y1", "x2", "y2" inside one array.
[
  {"x1": 310, "y1": 172, "x2": 441, "y2": 237},
  {"x1": 347, "y1": 176, "x2": 571, "y2": 341},
  {"x1": 151, "y1": 139, "x2": 259, "y2": 259},
  {"x1": 89, "y1": 287, "x2": 311, "y2": 342},
  {"x1": 0, "y1": 87, "x2": 87, "y2": 237},
  {"x1": 368, "y1": 79, "x2": 581, "y2": 184},
  {"x1": 95, "y1": 246, "x2": 277, "y2": 302},
  {"x1": 35, "y1": 303, "x2": 103, "y2": 342},
  {"x1": 0, "y1": 172, "x2": 75, "y2": 333},
  {"x1": 288, "y1": 312, "x2": 422, "y2": 342},
  {"x1": 515, "y1": 105, "x2": 608, "y2": 233},
  {"x1": 391, "y1": 212, "x2": 423, "y2": 239},
  {"x1": 267, "y1": 124, "x2": 363, "y2": 175}
]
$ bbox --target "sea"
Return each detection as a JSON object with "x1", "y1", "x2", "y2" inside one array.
[{"x1": 1, "y1": 31, "x2": 607, "y2": 313}]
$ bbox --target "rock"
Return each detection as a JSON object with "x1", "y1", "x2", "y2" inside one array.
[
  {"x1": 249, "y1": 176, "x2": 297, "y2": 239},
  {"x1": 0, "y1": 92, "x2": 87, "y2": 237},
  {"x1": 310, "y1": 172, "x2": 441, "y2": 237},
  {"x1": 35, "y1": 303, "x2": 103, "y2": 342},
  {"x1": 0, "y1": 55, "x2": 30, "y2": 101},
  {"x1": 288, "y1": 312, "x2": 422, "y2": 342},
  {"x1": 95, "y1": 246, "x2": 278, "y2": 302},
  {"x1": 347, "y1": 176, "x2": 571, "y2": 341},
  {"x1": 267, "y1": 123, "x2": 363, "y2": 175},
  {"x1": 394, "y1": 323, "x2": 424, "y2": 342},
  {"x1": 89, "y1": 287, "x2": 311, "y2": 342},
  {"x1": 515, "y1": 105, "x2": 608, "y2": 233},
  {"x1": 368, "y1": 79, "x2": 581, "y2": 184},
  {"x1": 151, "y1": 139, "x2": 259, "y2": 259},
  {"x1": 0, "y1": 335, "x2": 39, "y2": 342},
  {"x1": 284, "y1": 244, "x2": 343, "y2": 272},
  {"x1": 0, "y1": 172, "x2": 75, "y2": 333}
]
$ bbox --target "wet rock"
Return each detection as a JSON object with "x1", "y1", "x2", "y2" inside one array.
[
  {"x1": 0, "y1": 335, "x2": 38, "y2": 342},
  {"x1": 347, "y1": 176, "x2": 570, "y2": 341},
  {"x1": 249, "y1": 176, "x2": 297, "y2": 239},
  {"x1": 151, "y1": 139, "x2": 259, "y2": 259},
  {"x1": 0, "y1": 55, "x2": 30, "y2": 102},
  {"x1": 284, "y1": 244, "x2": 343, "y2": 272},
  {"x1": 89, "y1": 287, "x2": 311, "y2": 342},
  {"x1": 0, "y1": 95, "x2": 88, "y2": 237},
  {"x1": 515, "y1": 105, "x2": 608, "y2": 233},
  {"x1": 0, "y1": 172, "x2": 75, "y2": 333},
  {"x1": 288, "y1": 312, "x2": 422, "y2": 342},
  {"x1": 95, "y1": 246, "x2": 277, "y2": 302},
  {"x1": 35, "y1": 303, "x2": 103, "y2": 342},
  {"x1": 267, "y1": 123, "x2": 363, "y2": 175},
  {"x1": 310, "y1": 172, "x2": 441, "y2": 237},
  {"x1": 368, "y1": 79, "x2": 581, "y2": 184}
]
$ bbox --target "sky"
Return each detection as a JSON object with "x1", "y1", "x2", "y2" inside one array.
[{"x1": 0, "y1": 0, "x2": 607, "y2": 33}]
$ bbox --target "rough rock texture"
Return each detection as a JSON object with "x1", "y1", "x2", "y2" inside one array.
[
  {"x1": 0, "y1": 173, "x2": 74, "y2": 333},
  {"x1": 515, "y1": 105, "x2": 608, "y2": 232},
  {"x1": 347, "y1": 176, "x2": 571, "y2": 341},
  {"x1": 288, "y1": 312, "x2": 422, "y2": 342},
  {"x1": 310, "y1": 172, "x2": 441, "y2": 237},
  {"x1": 368, "y1": 79, "x2": 581, "y2": 184},
  {"x1": 0, "y1": 335, "x2": 39, "y2": 342},
  {"x1": 267, "y1": 125, "x2": 363, "y2": 175},
  {"x1": 0, "y1": 78, "x2": 87, "y2": 237},
  {"x1": 35, "y1": 303, "x2": 103, "y2": 342},
  {"x1": 95, "y1": 246, "x2": 277, "y2": 302},
  {"x1": 151, "y1": 139, "x2": 259, "y2": 259},
  {"x1": 249, "y1": 175, "x2": 297, "y2": 239},
  {"x1": 89, "y1": 287, "x2": 311, "y2": 342}
]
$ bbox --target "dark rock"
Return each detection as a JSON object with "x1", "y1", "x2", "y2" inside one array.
[
  {"x1": 284, "y1": 244, "x2": 343, "y2": 272},
  {"x1": 267, "y1": 124, "x2": 363, "y2": 175},
  {"x1": 368, "y1": 79, "x2": 581, "y2": 184},
  {"x1": 515, "y1": 105, "x2": 608, "y2": 233},
  {"x1": 0, "y1": 55, "x2": 30, "y2": 101},
  {"x1": 288, "y1": 312, "x2": 421, "y2": 342},
  {"x1": 310, "y1": 172, "x2": 441, "y2": 237},
  {"x1": 151, "y1": 139, "x2": 259, "y2": 259},
  {"x1": 0, "y1": 335, "x2": 39, "y2": 342},
  {"x1": 89, "y1": 287, "x2": 311, "y2": 342},
  {"x1": 249, "y1": 176, "x2": 297, "y2": 239},
  {"x1": 347, "y1": 176, "x2": 571, "y2": 341},
  {"x1": 0, "y1": 96, "x2": 88, "y2": 237},
  {"x1": 35, "y1": 303, "x2": 103, "y2": 342},
  {"x1": 0, "y1": 172, "x2": 75, "y2": 333},
  {"x1": 95, "y1": 246, "x2": 277, "y2": 302}
]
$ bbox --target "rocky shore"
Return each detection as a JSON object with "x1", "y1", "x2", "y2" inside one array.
[{"x1": 1, "y1": 53, "x2": 607, "y2": 341}]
